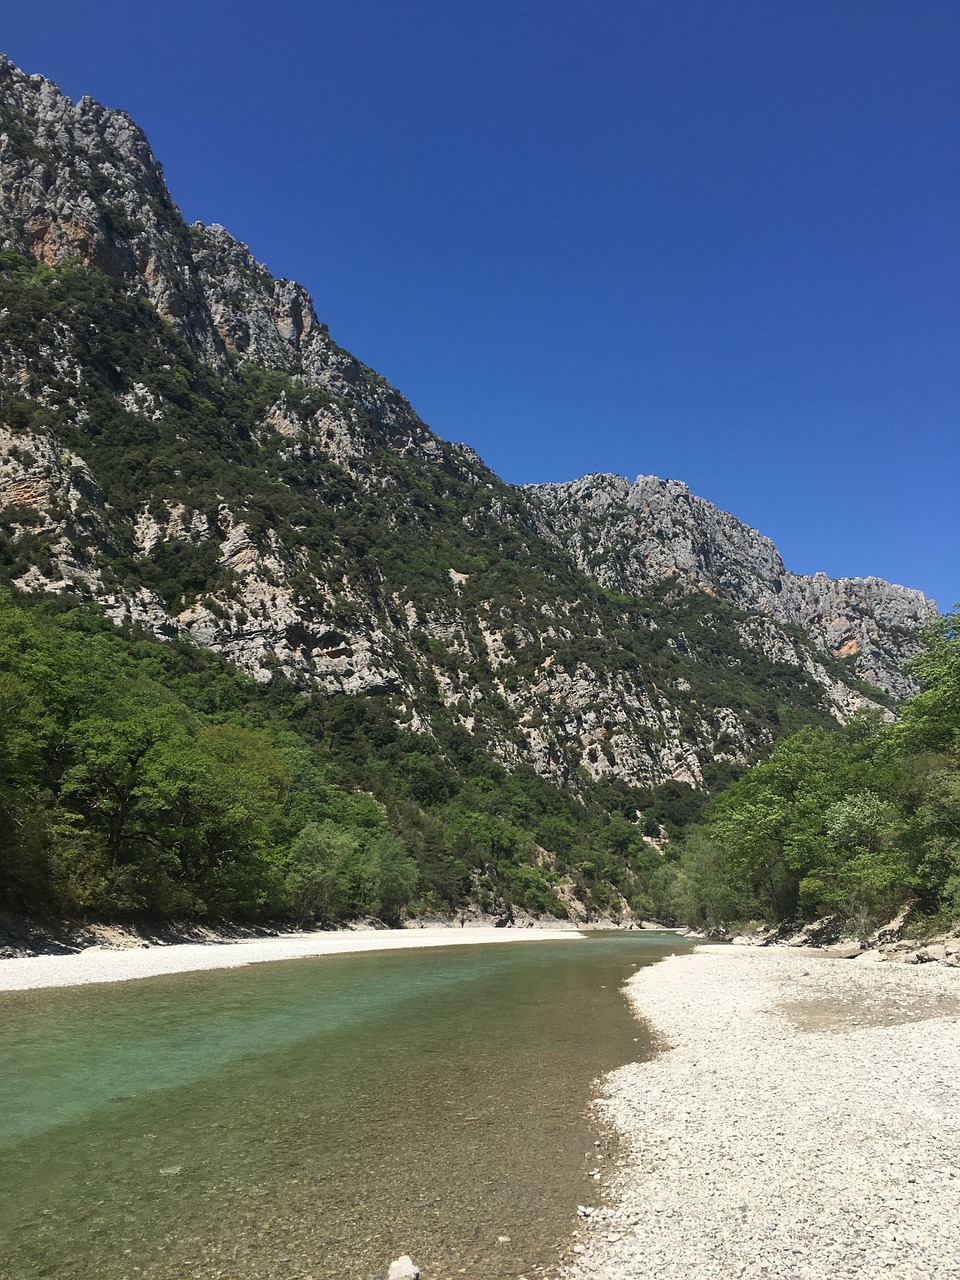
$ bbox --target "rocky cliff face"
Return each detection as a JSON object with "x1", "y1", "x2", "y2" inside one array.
[
  {"x1": 0, "y1": 57, "x2": 226, "y2": 364},
  {"x1": 0, "y1": 56, "x2": 441, "y2": 454},
  {"x1": 526, "y1": 474, "x2": 935, "y2": 700},
  {"x1": 0, "y1": 55, "x2": 937, "y2": 803}
]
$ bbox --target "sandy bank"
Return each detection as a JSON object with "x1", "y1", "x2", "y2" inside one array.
[
  {"x1": 570, "y1": 947, "x2": 960, "y2": 1280},
  {"x1": 0, "y1": 925, "x2": 584, "y2": 992}
]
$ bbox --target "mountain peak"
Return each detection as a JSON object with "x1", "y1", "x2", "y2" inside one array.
[
  {"x1": 0, "y1": 52, "x2": 935, "y2": 809},
  {"x1": 528, "y1": 473, "x2": 933, "y2": 698}
]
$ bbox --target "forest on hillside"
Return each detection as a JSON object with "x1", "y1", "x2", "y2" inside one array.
[
  {"x1": 0, "y1": 583, "x2": 955, "y2": 934},
  {"x1": 0, "y1": 250, "x2": 890, "y2": 932},
  {"x1": 0, "y1": 588, "x2": 694, "y2": 925},
  {"x1": 657, "y1": 611, "x2": 960, "y2": 937}
]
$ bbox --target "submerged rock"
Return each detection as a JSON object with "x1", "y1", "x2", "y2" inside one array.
[{"x1": 386, "y1": 1255, "x2": 420, "y2": 1280}]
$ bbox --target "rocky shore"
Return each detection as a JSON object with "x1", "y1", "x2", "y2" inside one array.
[
  {"x1": 727, "y1": 912, "x2": 960, "y2": 968},
  {"x1": 0, "y1": 911, "x2": 593, "y2": 962},
  {"x1": 568, "y1": 947, "x2": 960, "y2": 1280}
]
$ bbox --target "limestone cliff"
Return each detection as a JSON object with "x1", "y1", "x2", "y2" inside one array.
[
  {"x1": 0, "y1": 55, "x2": 443, "y2": 458},
  {"x1": 526, "y1": 474, "x2": 934, "y2": 700},
  {"x1": 0, "y1": 55, "x2": 937, "y2": 804}
]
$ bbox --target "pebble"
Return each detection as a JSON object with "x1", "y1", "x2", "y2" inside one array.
[
  {"x1": 386, "y1": 1256, "x2": 420, "y2": 1280},
  {"x1": 569, "y1": 948, "x2": 960, "y2": 1280}
]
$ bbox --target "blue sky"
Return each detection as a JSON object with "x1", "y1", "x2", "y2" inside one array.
[{"x1": 4, "y1": 1, "x2": 958, "y2": 608}]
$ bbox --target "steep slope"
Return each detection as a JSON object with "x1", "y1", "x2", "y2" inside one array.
[
  {"x1": 526, "y1": 474, "x2": 934, "y2": 700},
  {"x1": 0, "y1": 53, "x2": 935, "y2": 818},
  {"x1": 0, "y1": 55, "x2": 450, "y2": 447}
]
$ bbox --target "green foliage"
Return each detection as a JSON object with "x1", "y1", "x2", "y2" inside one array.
[
  {"x1": 672, "y1": 613, "x2": 960, "y2": 932},
  {"x1": 0, "y1": 593, "x2": 296, "y2": 917},
  {"x1": 284, "y1": 821, "x2": 359, "y2": 925},
  {"x1": 660, "y1": 828, "x2": 746, "y2": 931},
  {"x1": 0, "y1": 253, "x2": 937, "y2": 929},
  {"x1": 898, "y1": 611, "x2": 960, "y2": 753},
  {"x1": 0, "y1": 587, "x2": 670, "y2": 924}
]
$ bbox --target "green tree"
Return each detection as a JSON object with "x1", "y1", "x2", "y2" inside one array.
[
  {"x1": 798, "y1": 791, "x2": 913, "y2": 931},
  {"x1": 358, "y1": 831, "x2": 419, "y2": 923},
  {"x1": 899, "y1": 610, "x2": 960, "y2": 753},
  {"x1": 672, "y1": 827, "x2": 746, "y2": 929},
  {"x1": 696, "y1": 718, "x2": 893, "y2": 922},
  {"x1": 283, "y1": 821, "x2": 358, "y2": 925}
]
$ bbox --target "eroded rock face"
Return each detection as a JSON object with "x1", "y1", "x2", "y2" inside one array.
[
  {"x1": 0, "y1": 57, "x2": 455, "y2": 467},
  {"x1": 0, "y1": 423, "x2": 108, "y2": 594},
  {"x1": 0, "y1": 56, "x2": 226, "y2": 364},
  {"x1": 526, "y1": 474, "x2": 935, "y2": 699},
  {"x1": 0, "y1": 55, "x2": 937, "y2": 797}
]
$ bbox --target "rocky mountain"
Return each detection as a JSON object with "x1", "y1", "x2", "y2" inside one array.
[
  {"x1": 0, "y1": 53, "x2": 937, "y2": 811},
  {"x1": 527, "y1": 473, "x2": 933, "y2": 701}
]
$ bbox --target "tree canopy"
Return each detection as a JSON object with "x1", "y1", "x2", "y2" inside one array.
[{"x1": 661, "y1": 612, "x2": 960, "y2": 934}]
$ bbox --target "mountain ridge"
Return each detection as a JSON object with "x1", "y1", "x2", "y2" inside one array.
[
  {"x1": 0, "y1": 52, "x2": 936, "y2": 810},
  {"x1": 527, "y1": 472, "x2": 933, "y2": 700}
]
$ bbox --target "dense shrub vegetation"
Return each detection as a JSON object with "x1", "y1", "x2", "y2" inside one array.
[
  {"x1": 656, "y1": 612, "x2": 960, "y2": 935},
  {"x1": 0, "y1": 589, "x2": 686, "y2": 923},
  {"x1": 5, "y1": 593, "x2": 953, "y2": 933}
]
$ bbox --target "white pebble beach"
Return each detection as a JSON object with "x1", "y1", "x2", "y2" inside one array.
[
  {"x1": 0, "y1": 924, "x2": 584, "y2": 992},
  {"x1": 572, "y1": 946, "x2": 960, "y2": 1280}
]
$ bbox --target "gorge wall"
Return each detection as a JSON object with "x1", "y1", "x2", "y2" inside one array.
[{"x1": 0, "y1": 54, "x2": 937, "y2": 804}]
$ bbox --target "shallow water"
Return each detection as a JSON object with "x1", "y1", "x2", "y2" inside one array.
[{"x1": 0, "y1": 931, "x2": 690, "y2": 1279}]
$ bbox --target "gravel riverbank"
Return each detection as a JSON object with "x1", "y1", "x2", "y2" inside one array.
[
  {"x1": 0, "y1": 924, "x2": 584, "y2": 991},
  {"x1": 570, "y1": 947, "x2": 960, "y2": 1280}
]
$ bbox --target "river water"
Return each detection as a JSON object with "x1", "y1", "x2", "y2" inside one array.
[{"x1": 0, "y1": 931, "x2": 691, "y2": 1280}]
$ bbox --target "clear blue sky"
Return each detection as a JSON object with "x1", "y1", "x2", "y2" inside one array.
[{"x1": 4, "y1": 0, "x2": 958, "y2": 608}]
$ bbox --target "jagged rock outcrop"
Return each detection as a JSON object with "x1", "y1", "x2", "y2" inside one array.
[
  {"x1": 0, "y1": 55, "x2": 454, "y2": 466},
  {"x1": 0, "y1": 55, "x2": 937, "y2": 801},
  {"x1": 0, "y1": 55, "x2": 226, "y2": 364},
  {"x1": 526, "y1": 474, "x2": 935, "y2": 699}
]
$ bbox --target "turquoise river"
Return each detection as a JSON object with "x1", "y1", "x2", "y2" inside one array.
[{"x1": 0, "y1": 931, "x2": 693, "y2": 1280}]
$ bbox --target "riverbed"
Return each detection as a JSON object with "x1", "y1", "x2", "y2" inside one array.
[
  {"x1": 0, "y1": 930, "x2": 692, "y2": 1280},
  {"x1": 571, "y1": 947, "x2": 960, "y2": 1280}
]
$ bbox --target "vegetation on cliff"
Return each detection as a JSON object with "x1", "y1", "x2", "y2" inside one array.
[
  {"x1": 0, "y1": 252, "x2": 950, "y2": 930},
  {"x1": 0, "y1": 251, "x2": 848, "y2": 756},
  {"x1": 0, "y1": 587, "x2": 697, "y2": 923},
  {"x1": 0, "y1": 53, "x2": 944, "y2": 932}
]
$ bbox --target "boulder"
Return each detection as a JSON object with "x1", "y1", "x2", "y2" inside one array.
[
  {"x1": 916, "y1": 944, "x2": 947, "y2": 963},
  {"x1": 824, "y1": 942, "x2": 862, "y2": 960},
  {"x1": 872, "y1": 905, "x2": 913, "y2": 945},
  {"x1": 793, "y1": 915, "x2": 843, "y2": 947}
]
